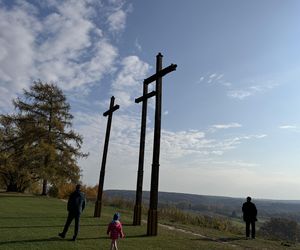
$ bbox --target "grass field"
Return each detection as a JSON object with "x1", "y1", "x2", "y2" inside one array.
[{"x1": 0, "y1": 192, "x2": 299, "y2": 250}]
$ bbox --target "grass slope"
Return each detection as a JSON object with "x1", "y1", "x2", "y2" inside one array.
[{"x1": 0, "y1": 193, "x2": 299, "y2": 250}]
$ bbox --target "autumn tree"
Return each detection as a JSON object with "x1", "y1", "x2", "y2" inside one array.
[
  {"x1": 9, "y1": 81, "x2": 87, "y2": 194},
  {"x1": 0, "y1": 115, "x2": 38, "y2": 192}
]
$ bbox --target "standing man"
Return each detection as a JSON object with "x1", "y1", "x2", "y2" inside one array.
[
  {"x1": 59, "y1": 184, "x2": 86, "y2": 241},
  {"x1": 242, "y1": 196, "x2": 257, "y2": 239}
]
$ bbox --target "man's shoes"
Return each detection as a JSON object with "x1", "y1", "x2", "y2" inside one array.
[
  {"x1": 71, "y1": 236, "x2": 76, "y2": 241},
  {"x1": 58, "y1": 233, "x2": 65, "y2": 239}
]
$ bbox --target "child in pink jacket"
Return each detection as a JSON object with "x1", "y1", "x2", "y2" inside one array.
[{"x1": 107, "y1": 213, "x2": 125, "y2": 250}]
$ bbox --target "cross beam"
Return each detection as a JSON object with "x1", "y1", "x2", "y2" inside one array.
[
  {"x1": 144, "y1": 63, "x2": 177, "y2": 85},
  {"x1": 135, "y1": 90, "x2": 156, "y2": 103},
  {"x1": 94, "y1": 96, "x2": 119, "y2": 218}
]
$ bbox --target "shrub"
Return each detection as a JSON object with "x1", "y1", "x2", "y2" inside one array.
[
  {"x1": 259, "y1": 217, "x2": 300, "y2": 242},
  {"x1": 158, "y1": 206, "x2": 241, "y2": 233}
]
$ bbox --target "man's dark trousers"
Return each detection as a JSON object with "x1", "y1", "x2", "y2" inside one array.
[
  {"x1": 62, "y1": 212, "x2": 80, "y2": 239},
  {"x1": 246, "y1": 221, "x2": 255, "y2": 238}
]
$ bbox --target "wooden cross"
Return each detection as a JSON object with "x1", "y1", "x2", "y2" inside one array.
[
  {"x1": 133, "y1": 83, "x2": 156, "y2": 226},
  {"x1": 144, "y1": 53, "x2": 177, "y2": 236},
  {"x1": 94, "y1": 96, "x2": 120, "y2": 218}
]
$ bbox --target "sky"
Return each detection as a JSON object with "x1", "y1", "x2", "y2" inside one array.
[{"x1": 1, "y1": 0, "x2": 300, "y2": 199}]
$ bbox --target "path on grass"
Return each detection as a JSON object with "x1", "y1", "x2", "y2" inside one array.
[{"x1": 146, "y1": 221, "x2": 239, "y2": 248}]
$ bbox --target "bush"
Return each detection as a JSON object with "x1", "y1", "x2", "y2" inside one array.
[
  {"x1": 104, "y1": 196, "x2": 134, "y2": 210},
  {"x1": 48, "y1": 185, "x2": 59, "y2": 197},
  {"x1": 259, "y1": 217, "x2": 300, "y2": 242},
  {"x1": 158, "y1": 206, "x2": 241, "y2": 233}
]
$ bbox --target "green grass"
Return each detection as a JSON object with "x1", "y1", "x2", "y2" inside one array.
[{"x1": 0, "y1": 193, "x2": 299, "y2": 250}]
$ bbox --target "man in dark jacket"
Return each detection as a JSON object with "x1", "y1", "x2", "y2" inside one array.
[
  {"x1": 59, "y1": 184, "x2": 86, "y2": 241},
  {"x1": 242, "y1": 196, "x2": 257, "y2": 239}
]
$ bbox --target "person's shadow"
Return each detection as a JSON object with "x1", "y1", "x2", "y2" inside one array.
[{"x1": 0, "y1": 236, "x2": 106, "y2": 245}]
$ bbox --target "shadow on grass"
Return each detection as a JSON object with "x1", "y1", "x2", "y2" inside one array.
[
  {"x1": 122, "y1": 223, "x2": 136, "y2": 227},
  {"x1": 0, "y1": 216, "x2": 66, "y2": 219},
  {"x1": 0, "y1": 237, "x2": 62, "y2": 245},
  {"x1": 0, "y1": 236, "x2": 107, "y2": 245},
  {"x1": 0, "y1": 224, "x2": 103, "y2": 229},
  {"x1": 124, "y1": 234, "x2": 148, "y2": 238}
]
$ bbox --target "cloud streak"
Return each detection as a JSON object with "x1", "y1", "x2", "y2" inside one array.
[{"x1": 211, "y1": 123, "x2": 242, "y2": 129}]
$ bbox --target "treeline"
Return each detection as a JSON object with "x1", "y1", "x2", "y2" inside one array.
[{"x1": 0, "y1": 81, "x2": 87, "y2": 195}]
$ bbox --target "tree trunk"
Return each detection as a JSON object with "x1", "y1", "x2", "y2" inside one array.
[
  {"x1": 6, "y1": 183, "x2": 18, "y2": 192},
  {"x1": 42, "y1": 179, "x2": 47, "y2": 195}
]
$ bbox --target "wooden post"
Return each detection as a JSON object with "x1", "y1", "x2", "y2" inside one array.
[
  {"x1": 147, "y1": 53, "x2": 177, "y2": 236},
  {"x1": 147, "y1": 53, "x2": 163, "y2": 235},
  {"x1": 133, "y1": 84, "x2": 156, "y2": 225},
  {"x1": 94, "y1": 96, "x2": 119, "y2": 218}
]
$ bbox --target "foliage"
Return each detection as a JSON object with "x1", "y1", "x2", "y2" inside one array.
[
  {"x1": 104, "y1": 195, "x2": 134, "y2": 210},
  {"x1": 158, "y1": 206, "x2": 241, "y2": 233},
  {"x1": 259, "y1": 217, "x2": 300, "y2": 242},
  {"x1": 0, "y1": 81, "x2": 88, "y2": 194},
  {"x1": 0, "y1": 115, "x2": 39, "y2": 192},
  {"x1": 48, "y1": 183, "x2": 98, "y2": 200}
]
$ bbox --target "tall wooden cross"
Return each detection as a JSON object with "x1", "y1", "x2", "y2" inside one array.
[
  {"x1": 94, "y1": 96, "x2": 120, "y2": 218},
  {"x1": 133, "y1": 83, "x2": 156, "y2": 225},
  {"x1": 146, "y1": 53, "x2": 177, "y2": 236}
]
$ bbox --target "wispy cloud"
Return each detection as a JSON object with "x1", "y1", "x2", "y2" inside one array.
[
  {"x1": 73, "y1": 109, "x2": 267, "y2": 185},
  {"x1": 279, "y1": 125, "x2": 300, "y2": 133},
  {"x1": 107, "y1": 9, "x2": 127, "y2": 32},
  {"x1": 197, "y1": 72, "x2": 278, "y2": 100},
  {"x1": 227, "y1": 90, "x2": 252, "y2": 100},
  {"x1": 279, "y1": 125, "x2": 297, "y2": 129},
  {"x1": 227, "y1": 83, "x2": 278, "y2": 100},
  {"x1": 134, "y1": 38, "x2": 142, "y2": 52},
  {"x1": 197, "y1": 73, "x2": 227, "y2": 85},
  {"x1": 211, "y1": 123, "x2": 242, "y2": 129}
]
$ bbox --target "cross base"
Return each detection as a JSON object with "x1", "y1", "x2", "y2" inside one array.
[
  {"x1": 133, "y1": 204, "x2": 142, "y2": 225},
  {"x1": 94, "y1": 200, "x2": 102, "y2": 218},
  {"x1": 147, "y1": 209, "x2": 158, "y2": 236}
]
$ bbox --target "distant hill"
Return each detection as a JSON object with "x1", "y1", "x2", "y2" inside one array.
[{"x1": 104, "y1": 190, "x2": 300, "y2": 221}]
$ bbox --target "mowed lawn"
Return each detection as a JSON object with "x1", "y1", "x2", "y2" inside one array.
[{"x1": 1, "y1": 193, "x2": 300, "y2": 250}]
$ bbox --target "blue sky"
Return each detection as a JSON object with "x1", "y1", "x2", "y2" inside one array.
[{"x1": 1, "y1": 0, "x2": 300, "y2": 199}]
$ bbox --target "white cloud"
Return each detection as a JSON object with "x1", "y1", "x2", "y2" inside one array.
[
  {"x1": 279, "y1": 125, "x2": 297, "y2": 129},
  {"x1": 0, "y1": 0, "x2": 122, "y2": 110},
  {"x1": 134, "y1": 38, "x2": 142, "y2": 52},
  {"x1": 112, "y1": 55, "x2": 150, "y2": 107},
  {"x1": 197, "y1": 73, "x2": 224, "y2": 85},
  {"x1": 227, "y1": 90, "x2": 252, "y2": 100},
  {"x1": 198, "y1": 72, "x2": 278, "y2": 100},
  {"x1": 212, "y1": 160, "x2": 260, "y2": 168},
  {"x1": 107, "y1": 9, "x2": 127, "y2": 32},
  {"x1": 0, "y1": 3, "x2": 39, "y2": 101},
  {"x1": 211, "y1": 123, "x2": 242, "y2": 129},
  {"x1": 74, "y1": 108, "x2": 268, "y2": 187},
  {"x1": 227, "y1": 83, "x2": 278, "y2": 100}
]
